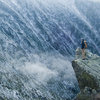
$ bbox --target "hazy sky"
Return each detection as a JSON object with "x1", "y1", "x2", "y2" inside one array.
[{"x1": 89, "y1": 0, "x2": 100, "y2": 2}]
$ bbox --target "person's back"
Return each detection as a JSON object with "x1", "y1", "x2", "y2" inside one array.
[
  {"x1": 81, "y1": 39, "x2": 85, "y2": 49},
  {"x1": 81, "y1": 39, "x2": 87, "y2": 60}
]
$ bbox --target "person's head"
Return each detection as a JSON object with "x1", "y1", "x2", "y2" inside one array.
[{"x1": 81, "y1": 38, "x2": 84, "y2": 42}]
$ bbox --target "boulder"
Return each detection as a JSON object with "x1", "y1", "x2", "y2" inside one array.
[
  {"x1": 73, "y1": 48, "x2": 100, "y2": 90},
  {"x1": 72, "y1": 48, "x2": 100, "y2": 100}
]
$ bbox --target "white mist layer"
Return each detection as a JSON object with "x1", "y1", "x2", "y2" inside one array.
[
  {"x1": 18, "y1": 54, "x2": 75, "y2": 85},
  {"x1": 21, "y1": 62, "x2": 58, "y2": 83}
]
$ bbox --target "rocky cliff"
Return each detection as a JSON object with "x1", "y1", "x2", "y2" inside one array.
[{"x1": 72, "y1": 48, "x2": 100, "y2": 100}]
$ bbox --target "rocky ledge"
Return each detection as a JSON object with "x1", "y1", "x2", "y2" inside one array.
[{"x1": 72, "y1": 48, "x2": 100, "y2": 100}]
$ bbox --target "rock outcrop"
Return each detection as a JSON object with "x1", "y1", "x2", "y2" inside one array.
[{"x1": 72, "y1": 48, "x2": 100, "y2": 100}]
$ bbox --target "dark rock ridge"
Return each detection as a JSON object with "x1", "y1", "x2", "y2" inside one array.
[{"x1": 72, "y1": 48, "x2": 100, "y2": 100}]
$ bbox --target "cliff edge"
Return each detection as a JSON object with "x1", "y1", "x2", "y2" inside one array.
[{"x1": 72, "y1": 48, "x2": 100, "y2": 100}]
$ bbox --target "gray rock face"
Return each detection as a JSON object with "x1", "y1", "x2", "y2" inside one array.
[
  {"x1": 73, "y1": 48, "x2": 100, "y2": 100},
  {"x1": 73, "y1": 48, "x2": 100, "y2": 89}
]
